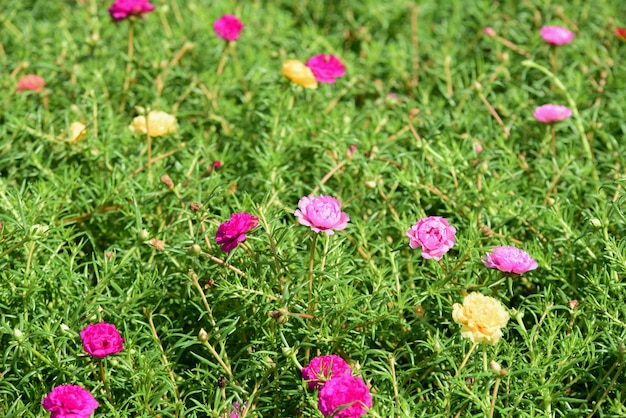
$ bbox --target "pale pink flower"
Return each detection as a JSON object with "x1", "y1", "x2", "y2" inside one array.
[
  {"x1": 215, "y1": 212, "x2": 259, "y2": 253},
  {"x1": 302, "y1": 355, "x2": 352, "y2": 389},
  {"x1": 108, "y1": 0, "x2": 154, "y2": 22},
  {"x1": 318, "y1": 375, "x2": 372, "y2": 418},
  {"x1": 213, "y1": 15, "x2": 243, "y2": 41},
  {"x1": 483, "y1": 246, "x2": 538, "y2": 274},
  {"x1": 42, "y1": 384, "x2": 99, "y2": 418},
  {"x1": 483, "y1": 27, "x2": 496, "y2": 38},
  {"x1": 406, "y1": 216, "x2": 456, "y2": 260},
  {"x1": 540, "y1": 26, "x2": 574, "y2": 45},
  {"x1": 80, "y1": 322, "x2": 124, "y2": 358},
  {"x1": 16, "y1": 74, "x2": 45, "y2": 92},
  {"x1": 533, "y1": 104, "x2": 572, "y2": 123},
  {"x1": 306, "y1": 54, "x2": 346, "y2": 84},
  {"x1": 294, "y1": 195, "x2": 349, "y2": 235}
]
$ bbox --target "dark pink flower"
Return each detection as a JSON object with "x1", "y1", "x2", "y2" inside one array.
[
  {"x1": 406, "y1": 216, "x2": 456, "y2": 260},
  {"x1": 213, "y1": 15, "x2": 243, "y2": 41},
  {"x1": 294, "y1": 195, "x2": 349, "y2": 235},
  {"x1": 80, "y1": 322, "x2": 124, "y2": 358},
  {"x1": 215, "y1": 212, "x2": 259, "y2": 253},
  {"x1": 42, "y1": 384, "x2": 99, "y2": 418},
  {"x1": 483, "y1": 246, "x2": 538, "y2": 274},
  {"x1": 533, "y1": 104, "x2": 572, "y2": 123},
  {"x1": 302, "y1": 355, "x2": 352, "y2": 389},
  {"x1": 109, "y1": 0, "x2": 154, "y2": 22},
  {"x1": 616, "y1": 28, "x2": 626, "y2": 41},
  {"x1": 306, "y1": 54, "x2": 346, "y2": 84},
  {"x1": 540, "y1": 26, "x2": 574, "y2": 45},
  {"x1": 318, "y1": 375, "x2": 372, "y2": 418},
  {"x1": 227, "y1": 401, "x2": 246, "y2": 418},
  {"x1": 16, "y1": 74, "x2": 45, "y2": 92}
]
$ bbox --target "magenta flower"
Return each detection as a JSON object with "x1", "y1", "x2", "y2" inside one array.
[
  {"x1": 215, "y1": 212, "x2": 259, "y2": 253},
  {"x1": 294, "y1": 195, "x2": 349, "y2": 235},
  {"x1": 302, "y1": 355, "x2": 352, "y2": 389},
  {"x1": 42, "y1": 384, "x2": 99, "y2": 418},
  {"x1": 80, "y1": 322, "x2": 124, "y2": 358},
  {"x1": 306, "y1": 54, "x2": 346, "y2": 84},
  {"x1": 213, "y1": 15, "x2": 243, "y2": 41},
  {"x1": 540, "y1": 26, "x2": 574, "y2": 45},
  {"x1": 533, "y1": 104, "x2": 572, "y2": 123},
  {"x1": 318, "y1": 375, "x2": 372, "y2": 418},
  {"x1": 406, "y1": 216, "x2": 456, "y2": 261},
  {"x1": 483, "y1": 246, "x2": 538, "y2": 274},
  {"x1": 108, "y1": 0, "x2": 154, "y2": 21},
  {"x1": 16, "y1": 74, "x2": 45, "y2": 92},
  {"x1": 228, "y1": 401, "x2": 247, "y2": 418}
]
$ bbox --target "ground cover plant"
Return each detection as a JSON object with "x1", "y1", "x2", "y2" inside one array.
[{"x1": 1, "y1": 0, "x2": 626, "y2": 416}]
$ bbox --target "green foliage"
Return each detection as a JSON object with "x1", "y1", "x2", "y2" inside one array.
[{"x1": 1, "y1": 0, "x2": 625, "y2": 416}]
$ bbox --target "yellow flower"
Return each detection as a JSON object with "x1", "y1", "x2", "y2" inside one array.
[
  {"x1": 452, "y1": 292, "x2": 510, "y2": 345},
  {"x1": 129, "y1": 110, "x2": 177, "y2": 137},
  {"x1": 282, "y1": 59, "x2": 318, "y2": 89},
  {"x1": 67, "y1": 122, "x2": 87, "y2": 143}
]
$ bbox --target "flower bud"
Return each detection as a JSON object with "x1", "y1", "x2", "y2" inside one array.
[
  {"x1": 14, "y1": 328, "x2": 24, "y2": 342},
  {"x1": 189, "y1": 244, "x2": 202, "y2": 257},
  {"x1": 139, "y1": 229, "x2": 150, "y2": 241},
  {"x1": 589, "y1": 218, "x2": 602, "y2": 228},
  {"x1": 198, "y1": 328, "x2": 209, "y2": 343}
]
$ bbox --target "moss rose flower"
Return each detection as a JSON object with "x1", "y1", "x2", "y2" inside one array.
[
  {"x1": 215, "y1": 212, "x2": 259, "y2": 253},
  {"x1": 42, "y1": 384, "x2": 99, "y2": 418},
  {"x1": 406, "y1": 216, "x2": 456, "y2": 260},
  {"x1": 318, "y1": 375, "x2": 372, "y2": 418},
  {"x1": 16, "y1": 74, "x2": 45, "y2": 92},
  {"x1": 302, "y1": 355, "x2": 352, "y2": 389},
  {"x1": 533, "y1": 104, "x2": 572, "y2": 124},
  {"x1": 67, "y1": 122, "x2": 87, "y2": 143},
  {"x1": 483, "y1": 246, "x2": 538, "y2": 274},
  {"x1": 109, "y1": 0, "x2": 155, "y2": 22},
  {"x1": 282, "y1": 60, "x2": 318, "y2": 89},
  {"x1": 129, "y1": 110, "x2": 177, "y2": 137},
  {"x1": 452, "y1": 292, "x2": 510, "y2": 345},
  {"x1": 306, "y1": 54, "x2": 346, "y2": 84},
  {"x1": 80, "y1": 322, "x2": 124, "y2": 358},
  {"x1": 294, "y1": 195, "x2": 349, "y2": 235},
  {"x1": 540, "y1": 26, "x2": 574, "y2": 45},
  {"x1": 213, "y1": 15, "x2": 243, "y2": 41}
]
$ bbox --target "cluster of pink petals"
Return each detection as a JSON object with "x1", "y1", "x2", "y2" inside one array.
[
  {"x1": 295, "y1": 195, "x2": 349, "y2": 235},
  {"x1": 540, "y1": 26, "x2": 575, "y2": 45},
  {"x1": 302, "y1": 355, "x2": 352, "y2": 389},
  {"x1": 483, "y1": 27, "x2": 496, "y2": 38},
  {"x1": 318, "y1": 375, "x2": 372, "y2": 418},
  {"x1": 306, "y1": 54, "x2": 346, "y2": 84},
  {"x1": 16, "y1": 74, "x2": 45, "y2": 92},
  {"x1": 108, "y1": 0, "x2": 155, "y2": 22},
  {"x1": 484, "y1": 246, "x2": 538, "y2": 274},
  {"x1": 228, "y1": 401, "x2": 246, "y2": 418},
  {"x1": 42, "y1": 384, "x2": 99, "y2": 418},
  {"x1": 406, "y1": 216, "x2": 456, "y2": 260},
  {"x1": 80, "y1": 322, "x2": 124, "y2": 358},
  {"x1": 213, "y1": 14, "x2": 244, "y2": 41},
  {"x1": 215, "y1": 212, "x2": 259, "y2": 253},
  {"x1": 533, "y1": 104, "x2": 572, "y2": 123}
]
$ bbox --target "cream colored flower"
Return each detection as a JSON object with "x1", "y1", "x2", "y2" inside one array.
[
  {"x1": 282, "y1": 59, "x2": 318, "y2": 89},
  {"x1": 67, "y1": 122, "x2": 87, "y2": 143},
  {"x1": 452, "y1": 292, "x2": 510, "y2": 345},
  {"x1": 129, "y1": 110, "x2": 177, "y2": 137}
]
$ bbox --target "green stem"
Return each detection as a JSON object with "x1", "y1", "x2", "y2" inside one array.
[
  {"x1": 119, "y1": 19, "x2": 135, "y2": 112},
  {"x1": 456, "y1": 342, "x2": 478, "y2": 376},
  {"x1": 99, "y1": 359, "x2": 114, "y2": 405},
  {"x1": 308, "y1": 233, "x2": 318, "y2": 303},
  {"x1": 522, "y1": 60, "x2": 594, "y2": 165}
]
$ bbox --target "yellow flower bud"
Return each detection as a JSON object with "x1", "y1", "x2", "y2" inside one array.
[
  {"x1": 67, "y1": 122, "x2": 87, "y2": 142},
  {"x1": 129, "y1": 110, "x2": 177, "y2": 137},
  {"x1": 282, "y1": 59, "x2": 318, "y2": 89}
]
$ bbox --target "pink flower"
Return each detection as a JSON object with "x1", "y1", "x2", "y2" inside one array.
[
  {"x1": 540, "y1": 26, "x2": 574, "y2": 45},
  {"x1": 616, "y1": 28, "x2": 626, "y2": 41},
  {"x1": 108, "y1": 0, "x2": 154, "y2": 21},
  {"x1": 213, "y1": 15, "x2": 243, "y2": 41},
  {"x1": 16, "y1": 74, "x2": 45, "y2": 92},
  {"x1": 80, "y1": 322, "x2": 124, "y2": 358},
  {"x1": 215, "y1": 212, "x2": 259, "y2": 253},
  {"x1": 227, "y1": 401, "x2": 246, "y2": 418},
  {"x1": 483, "y1": 27, "x2": 496, "y2": 38},
  {"x1": 302, "y1": 355, "x2": 352, "y2": 389},
  {"x1": 483, "y1": 246, "x2": 538, "y2": 274},
  {"x1": 42, "y1": 384, "x2": 99, "y2": 418},
  {"x1": 533, "y1": 104, "x2": 572, "y2": 123},
  {"x1": 294, "y1": 195, "x2": 349, "y2": 235},
  {"x1": 318, "y1": 375, "x2": 372, "y2": 418},
  {"x1": 306, "y1": 54, "x2": 346, "y2": 84},
  {"x1": 406, "y1": 216, "x2": 456, "y2": 260}
]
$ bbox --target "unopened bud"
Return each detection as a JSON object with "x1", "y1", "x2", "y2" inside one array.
[
  {"x1": 483, "y1": 27, "x2": 496, "y2": 38},
  {"x1": 589, "y1": 218, "x2": 602, "y2": 228},
  {"x1": 160, "y1": 174, "x2": 175, "y2": 190},
  {"x1": 14, "y1": 328, "x2": 24, "y2": 342},
  {"x1": 189, "y1": 244, "x2": 202, "y2": 257},
  {"x1": 139, "y1": 229, "x2": 150, "y2": 241},
  {"x1": 568, "y1": 299, "x2": 579, "y2": 310},
  {"x1": 198, "y1": 328, "x2": 208, "y2": 343}
]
